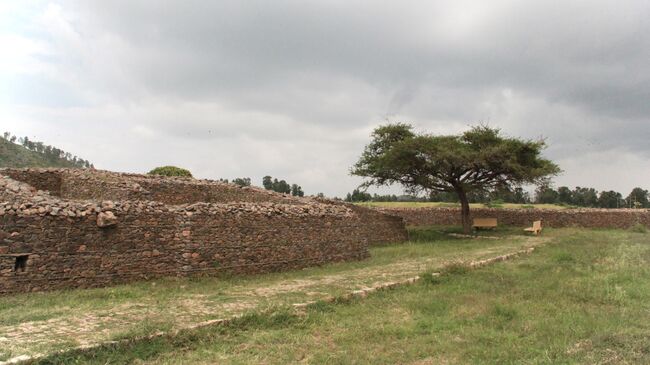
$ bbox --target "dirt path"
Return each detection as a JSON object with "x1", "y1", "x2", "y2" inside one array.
[{"x1": 0, "y1": 235, "x2": 549, "y2": 359}]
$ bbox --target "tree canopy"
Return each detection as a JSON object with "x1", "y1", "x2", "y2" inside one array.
[
  {"x1": 232, "y1": 177, "x2": 252, "y2": 187},
  {"x1": 627, "y1": 187, "x2": 649, "y2": 208},
  {"x1": 148, "y1": 166, "x2": 193, "y2": 178},
  {"x1": 535, "y1": 185, "x2": 638, "y2": 209},
  {"x1": 352, "y1": 123, "x2": 560, "y2": 232},
  {"x1": 1, "y1": 131, "x2": 93, "y2": 169},
  {"x1": 262, "y1": 175, "x2": 304, "y2": 197}
]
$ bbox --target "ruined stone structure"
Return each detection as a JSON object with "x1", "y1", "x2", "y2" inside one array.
[
  {"x1": 0, "y1": 168, "x2": 407, "y2": 294},
  {"x1": 377, "y1": 206, "x2": 650, "y2": 229}
]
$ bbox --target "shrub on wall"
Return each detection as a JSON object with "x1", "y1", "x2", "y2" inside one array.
[{"x1": 148, "y1": 166, "x2": 193, "y2": 178}]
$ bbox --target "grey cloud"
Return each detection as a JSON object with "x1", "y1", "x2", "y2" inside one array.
[
  {"x1": 62, "y1": 1, "x2": 650, "y2": 122},
  {"x1": 3, "y1": 0, "x2": 650, "y2": 196}
]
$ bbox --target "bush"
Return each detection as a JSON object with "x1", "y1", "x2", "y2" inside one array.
[{"x1": 148, "y1": 166, "x2": 193, "y2": 178}]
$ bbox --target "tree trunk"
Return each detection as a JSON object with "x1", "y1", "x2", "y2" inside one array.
[{"x1": 456, "y1": 187, "x2": 472, "y2": 234}]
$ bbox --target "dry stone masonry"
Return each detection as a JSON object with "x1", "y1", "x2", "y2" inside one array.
[
  {"x1": 377, "y1": 206, "x2": 650, "y2": 229},
  {"x1": 0, "y1": 168, "x2": 408, "y2": 294}
]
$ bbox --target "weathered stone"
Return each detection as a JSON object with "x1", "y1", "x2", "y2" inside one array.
[
  {"x1": 96, "y1": 211, "x2": 118, "y2": 228},
  {"x1": 101, "y1": 200, "x2": 115, "y2": 209}
]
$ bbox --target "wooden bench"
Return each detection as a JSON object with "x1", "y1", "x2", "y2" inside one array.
[
  {"x1": 524, "y1": 220, "x2": 543, "y2": 235},
  {"x1": 472, "y1": 217, "x2": 497, "y2": 230}
]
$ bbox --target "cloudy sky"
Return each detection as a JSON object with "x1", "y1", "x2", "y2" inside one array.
[{"x1": 1, "y1": 1, "x2": 649, "y2": 197}]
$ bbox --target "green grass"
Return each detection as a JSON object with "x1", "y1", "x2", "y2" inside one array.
[
  {"x1": 30, "y1": 228, "x2": 650, "y2": 364},
  {"x1": 0, "y1": 230, "x2": 526, "y2": 324},
  {"x1": 0, "y1": 227, "x2": 540, "y2": 357},
  {"x1": 356, "y1": 201, "x2": 569, "y2": 209}
]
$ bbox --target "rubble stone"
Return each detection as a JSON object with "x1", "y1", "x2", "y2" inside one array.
[{"x1": 97, "y1": 211, "x2": 118, "y2": 228}]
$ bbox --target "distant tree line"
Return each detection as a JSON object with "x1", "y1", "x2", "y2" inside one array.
[
  {"x1": 2, "y1": 132, "x2": 94, "y2": 169},
  {"x1": 262, "y1": 175, "x2": 304, "y2": 197},
  {"x1": 218, "y1": 177, "x2": 252, "y2": 187},
  {"x1": 345, "y1": 186, "x2": 530, "y2": 204},
  {"x1": 535, "y1": 184, "x2": 648, "y2": 208},
  {"x1": 344, "y1": 189, "x2": 425, "y2": 203},
  {"x1": 146, "y1": 170, "x2": 306, "y2": 196},
  {"x1": 429, "y1": 186, "x2": 532, "y2": 205},
  {"x1": 345, "y1": 184, "x2": 649, "y2": 209}
]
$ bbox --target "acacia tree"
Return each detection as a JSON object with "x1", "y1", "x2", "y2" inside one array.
[{"x1": 352, "y1": 124, "x2": 560, "y2": 233}]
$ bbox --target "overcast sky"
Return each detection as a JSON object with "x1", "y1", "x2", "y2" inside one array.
[{"x1": 1, "y1": 1, "x2": 649, "y2": 197}]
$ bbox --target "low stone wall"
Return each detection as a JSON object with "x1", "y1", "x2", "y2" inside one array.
[{"x1": 377, "y1": 207, "x2": 650, "y2": 229}]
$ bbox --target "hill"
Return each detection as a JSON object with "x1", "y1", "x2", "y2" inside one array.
[{"x1": 0, "y1": 136, "x2": 92, "y2": 168}]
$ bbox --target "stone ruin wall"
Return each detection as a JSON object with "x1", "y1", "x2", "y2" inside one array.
[
  {"x1": 316, "y1": 198, "x2": 408, "y2": 245},
  {"x1": 0, "y1": 202, "x2": 369, "y2": 294},
  {"x1": 377, "y1": 207, "x2": 650, "y2": 229},
  {"x1": 1, "y1": 169, "x2": 64, "y2": 196},
  {"x1": 0, "y1": 169, "x2": 408, "y2": 294},
  {"x1": 1, "y1": 168, "x2": 301, "y2": 205}
]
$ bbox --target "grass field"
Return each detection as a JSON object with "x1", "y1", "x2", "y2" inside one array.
[
  {"x1": 11, "y1": 227, "x2": 650, "y2": 364},
  {"x1": 355, "y1": 201, "x2": 569, "y2": 209},
  {"x1": 0, "y1": 227, "x2": 541, "y2": 360}
]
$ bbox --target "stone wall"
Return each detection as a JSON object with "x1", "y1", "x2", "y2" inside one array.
[
  {"x1": 1, "y1": 169, "x2": 63, "y2": 196},
  {"x1": 0, "y1": 204, "x2": 369, "y2": 294},
  {"x1": 0, "y1": 169, "x2": 408, "y2": 294},
  {"x1": 317, "y1": 199, "x2": 408, "y2": 244},
  {"x1": 1, "y1": 168, "x2": 302, "y2": 205},
  {"x1": 377, "y1": 207, "x2": 650, "y2": 229}
]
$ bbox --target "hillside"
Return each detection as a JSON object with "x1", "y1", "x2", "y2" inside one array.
[{"x1": 0, "y1": 137, "x2": 88, "y2": 168}]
